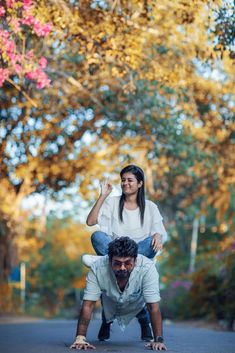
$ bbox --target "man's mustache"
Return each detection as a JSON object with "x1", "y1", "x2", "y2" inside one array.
[{"x1": 114, "y1": 270, "x2": 131, "y2": 278}]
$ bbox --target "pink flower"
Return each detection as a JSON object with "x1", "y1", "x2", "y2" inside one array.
[
  {"x1": 25, "y1": 68, "x2": 50, "y2": 89},
  {"x1": 33, "y1": 21, "x2": 52, "y2": 37},
  {"x1": 0, "y1": 6, "x2": 5, "y2": 16},
  {"x1": 8, "y1": 53, "x2": 22, "y2": 64},
  {"x1": 6, "y1": 0, "x2": 15, "y2": 8},
  {"x1": 25, "y1": 71, "x2": 37, "y2": 80},
  {"x1": 0, "y1": 68, "x2": 9, "y2": 87},
  {"x1": 36, "y1": 70, "x2": 51, "y2": 89},
  {"x1": 3, "y1": 38, "x2": 15, "y2": 54},
  {"x1": 171, "y1": 280, "x2": 181, "y2": 289},
  {"x1": 10, "y1": 18, "x2": 21, "y2": 33},
  {"x1": 23, "y1": 0, "x2": 32, "y2": 10},
  {"x1": 8, "y1": 53, "x2": 17, "y2": 64},
  {"x1": 21, "y1": 15, "x2": 35, "y2": 26},
  {"x1": 15, "y1": 64, "x2": 22, "y2": 73},
  {"x1": 171, "y1": 280, "x2": 192, "y2": 291},
  {"x1": 26, "y1": 50, "x2": 34, "y2": 59},
  {"x1": 0, "y1": 30, "x2": 9, "y2": 39},
  {"x1": 39, "y1": 57, "x2": 47, "y2": 69}
]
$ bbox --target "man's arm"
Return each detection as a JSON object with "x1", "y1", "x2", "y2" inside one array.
[
  {"x1": 146, "y1": 303, "x2": 167, "y2": 351},
  {"x1": 70, "y1": 300, "x2": 96, "y2": 350},
  {"x1": 76, "y1": 300, "x2": 96, "y2": 336},
  {"x1": 147, "y1": 302, "x2": 163, "y2": 337}
]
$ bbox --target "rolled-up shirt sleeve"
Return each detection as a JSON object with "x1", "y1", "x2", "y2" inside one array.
[
  {"x1": 142, "y1": 263, "x2": 161, "y2": 303},
  {"x1": 149, "y1": 202, "x2": 168, "y2": 243},
  {"x1": 83, "y1": 268, "x2": 102, "y2": 301}
]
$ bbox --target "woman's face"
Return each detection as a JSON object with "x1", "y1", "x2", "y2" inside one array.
[{"x1": 120, "y1": 172, "x2": 142, "y2": 196}]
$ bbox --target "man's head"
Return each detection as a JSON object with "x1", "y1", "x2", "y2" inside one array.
[{"x1": 108, "y1": 237, "x2": 138, "y2": 279}]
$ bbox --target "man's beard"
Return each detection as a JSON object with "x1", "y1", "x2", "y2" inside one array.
[{"x1": 114, "y1": 270, "x2": 131, "y2": 279}]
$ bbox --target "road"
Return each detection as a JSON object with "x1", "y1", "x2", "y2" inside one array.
[{"x1": 0, "y1": 318, "x2": 234, "y2": 353}]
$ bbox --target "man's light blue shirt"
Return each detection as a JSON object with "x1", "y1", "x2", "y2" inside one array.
[{"x1": 83, "y1": 255, "x2": 161, "y2": 329}]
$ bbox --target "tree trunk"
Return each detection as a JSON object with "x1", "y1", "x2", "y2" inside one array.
[{"x1": 189, "y1": 218, "x2": 199, "y2": 273}]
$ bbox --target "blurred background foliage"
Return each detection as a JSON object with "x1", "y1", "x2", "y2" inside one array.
[{"x1": 0, "y1": 0, "x2": 234, "y2": 329}]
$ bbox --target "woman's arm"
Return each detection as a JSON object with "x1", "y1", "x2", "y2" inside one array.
[
  {"x1": 151, "y1": 233, "x2": 163, "y2": 252},
  {"x1": 86, "y1": 180, "x2": 112, "y2": 226},
  {"x1": 148, "y1": 201, "x2": 168, "y2": 250}
]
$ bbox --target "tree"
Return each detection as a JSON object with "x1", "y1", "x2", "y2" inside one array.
[
  {"x1": 0, "y1": 0, "x2": 234, "y2": 283},
  {"x1": 15, "y1": 213, "x2": 92, "y2": 316},
  {"x1": 0, "y1": 0, "x2": 51, "y2": 92}
]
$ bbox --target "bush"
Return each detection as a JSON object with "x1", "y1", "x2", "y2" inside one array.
[
  {"x1": 187, "y1": 250, "x2": 235, "y2": 330},
  {"x1": 161, "y1": 280, "x2": 192, "y2": 320}
]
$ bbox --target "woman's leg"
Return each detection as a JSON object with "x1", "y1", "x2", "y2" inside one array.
[
  {"x1": 138, "y1": 236, "x2": 156, "y2": 259},
  {"x1": 91, "y1": 231, "x2": 112, "y2": 255}
]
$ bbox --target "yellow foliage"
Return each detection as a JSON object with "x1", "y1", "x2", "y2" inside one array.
[
  {"x1": 0, "y1": 0, "x2": 234, "y2": 280},
  {"x1": 53, "y1": 224, "x2": 93, "y2": 260},
  {"x1": 73, "y1": 276, "x2": 86, "y2": 289}
]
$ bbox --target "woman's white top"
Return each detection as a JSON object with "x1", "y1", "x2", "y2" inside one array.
[{"x1": 97, "y1": 196, "x2": 167, "y2": 243}]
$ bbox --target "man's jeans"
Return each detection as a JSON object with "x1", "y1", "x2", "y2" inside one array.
[{"x1": 91, "y1": 231, "x2": 156, "y2": 259}]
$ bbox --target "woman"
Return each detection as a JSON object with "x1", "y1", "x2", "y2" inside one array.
[{"x1": 83, "y1": 164, "x2": 167, "y2": 267}]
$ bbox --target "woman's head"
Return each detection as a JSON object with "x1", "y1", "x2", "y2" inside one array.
[
  {"x1": 119, "y1": 165, "x2": 145, "y2": 224},
  {"x1": 120, "y1": 165, "x2": 145, "y2": 186}
]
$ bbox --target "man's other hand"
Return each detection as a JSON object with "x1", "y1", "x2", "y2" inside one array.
[{"x1": 145, "y1": 342, "x2": 167, "y2": 350}]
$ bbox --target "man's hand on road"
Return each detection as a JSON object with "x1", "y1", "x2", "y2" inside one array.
[
  {"x1": 70, "y1": 341, "x2": 96, "y2": 350},
  {"x1": 145, "y1": 342, "x2": 167, "y2": 351},
  {"x1": 70, "y1": 336, "x2": 96, "y2": 350}
]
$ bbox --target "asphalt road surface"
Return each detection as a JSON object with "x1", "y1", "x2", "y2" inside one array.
[{"x1": 0, "y1": 318, "x2": 235, "y2": 353}]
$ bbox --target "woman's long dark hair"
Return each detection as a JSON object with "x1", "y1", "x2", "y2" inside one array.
[{"x1": 119, "y1": 165, "x2": 145, "y2": 226}]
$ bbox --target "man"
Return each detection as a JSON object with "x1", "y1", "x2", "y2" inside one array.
[{"x1": 70, "y1": 237, "x2": 167, "y2": 351}]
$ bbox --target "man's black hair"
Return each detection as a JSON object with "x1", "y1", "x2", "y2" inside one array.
[{"x1": 108, "y1": 237, "x2": 138, "y2": 260}]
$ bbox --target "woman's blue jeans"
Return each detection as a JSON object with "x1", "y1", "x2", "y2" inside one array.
[{"x1": 91, "y1": 231, "x2": 156, "y2": 259}]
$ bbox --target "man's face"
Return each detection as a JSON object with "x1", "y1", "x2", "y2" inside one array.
[{"x1": 110, "y1": 256, "x2": 136, "y2": 279}]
